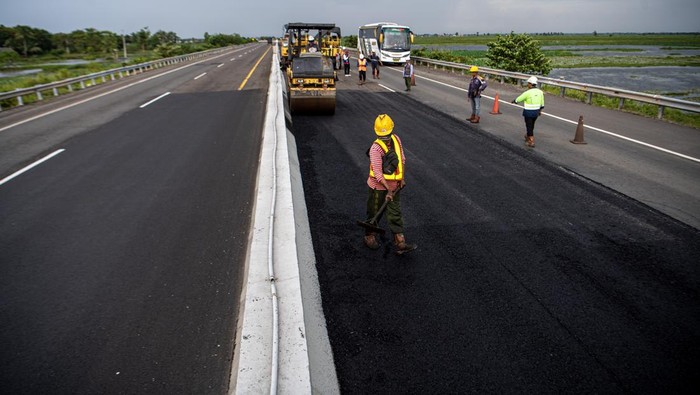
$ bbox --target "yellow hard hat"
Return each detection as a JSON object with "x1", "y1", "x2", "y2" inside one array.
[
  {"x1": 469, "y1": 65, "x2": 478, "y2": 72},
  {"x1": 374, "y1": 114, "x2": 394, "y2": 137}
]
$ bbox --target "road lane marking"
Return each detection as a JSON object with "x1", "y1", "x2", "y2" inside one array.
[
  {"x1": 217, "y1": 63, "x2": 224, "y2": 68},
  {"x1": 194, "y1": 72, "x2": 207, "y2": 80},
  {"x1": 238, "y1": 46, "x2": 272, "y2": 91},
  {"x1": 387, "y1": 67, "x2": 700, "y2": 164},
  {"x1": 0, "y1": 149, "x2": 65, "y2": 186},
  {"x1": 543, "y1": 112, "x2": 700, "y2": 164},
  {"x1": 0, "y1": 45, "x2": 260, "y2": 133},
  {"x1": 139, "y1": 92, "x2": 171, "y2": 108},
  {"x1": 379, "y1": 84, "x2": 395, "y2": 92}
]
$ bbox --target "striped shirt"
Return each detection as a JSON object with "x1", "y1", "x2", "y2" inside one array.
[{"x1": 367, "y1": 135, "x2": 406, "y2": 190}]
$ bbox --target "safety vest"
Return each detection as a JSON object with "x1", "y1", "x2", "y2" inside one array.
[
  {"x1": 358, "y1": 59, "x2": 367, "y2": 72},
  {"x1": 369, "y1": 135, "x2": 404, "y2": 181},
  {"x1": 516, "y1": 88, "x2": 545, "y2": 110}
]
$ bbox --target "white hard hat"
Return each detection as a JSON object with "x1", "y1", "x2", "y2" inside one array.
[
  {"x1": 308, "y1": 36, "x2": 315, "y2": 41},
  {"x1": 527, "y1": 76, "x2": 538, "y2": 85},
  {"x1": 359, "y1": 53, "x2": 364, "y2": 59}
]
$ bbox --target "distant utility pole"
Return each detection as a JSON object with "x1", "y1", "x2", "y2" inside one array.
[{"x1": 122, "y1": 32, "x2": 127, "y2": 59}]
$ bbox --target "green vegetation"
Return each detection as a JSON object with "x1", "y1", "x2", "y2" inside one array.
[
  {"x1": 413, "y1": 33, "x2": 700, "y2": 69},
  {"x1": 539, "y1": 84, "x2": 700, "y2": 128},
  {"x1": 1, "y1": 24, "x2": 256, "y2": 95},
  {"x1": 485, "y1": 32, "x2": 552, "y2": 74},
  {"x1": 414, "y1": 33, "x2": 700, "y2": 47},
  {"x1": 413, "y1": 33, "x2": 700, "y2": 128}
]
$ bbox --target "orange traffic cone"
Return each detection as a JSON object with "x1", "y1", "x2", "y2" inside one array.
[
  {"x1": 489, "y1": 93, "x2": 502, "y2": 114},
  {"x1": 570, "y1": 115, "x2": 587, "y2": 144}
]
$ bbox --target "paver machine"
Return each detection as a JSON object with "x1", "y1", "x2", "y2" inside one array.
[{"x1": 282, "y1": 23, "x2": 340, "y2": 115}]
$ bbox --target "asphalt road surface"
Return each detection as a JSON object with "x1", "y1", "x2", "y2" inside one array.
[
  {"x1": 0, "y1": 44, "x2": 270, "y2": 393},
  {"x1": 292, "y1": 71, "x2": 700, "y2": 393}
]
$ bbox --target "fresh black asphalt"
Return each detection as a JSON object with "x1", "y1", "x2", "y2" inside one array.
[{"x1": 292, "y1": 89, "x2": 700, "y2": 393}]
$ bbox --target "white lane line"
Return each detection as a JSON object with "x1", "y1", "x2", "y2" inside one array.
[
  {"x1": 389, "y1": 68, "x2": 700, "y2": 163},
  {"x1": 139, "y1": 92, "x2": 171, "y2": 108},
  {"x1": 217, "y1": 63, "x2": 224, "y2": 68},
  {"x1": 544, "y1": 112, "x2": 700, "y2": 164},
  {"x1": 379, "y1": 84, "x2": 396, "y2": 92},
  {"x1": 0, "y1": 46, "x2": 251, "y2": 133},
  {"x1": 194, "y1": 72, "x2": 207, "y2": 80},
  {"x1": 0, "y1": 149, "x2": 65, "y2": 186}
]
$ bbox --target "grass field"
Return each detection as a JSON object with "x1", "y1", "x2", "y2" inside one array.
[{"x1": 415, "y1": 33, "x2": 700, "y2": 47}]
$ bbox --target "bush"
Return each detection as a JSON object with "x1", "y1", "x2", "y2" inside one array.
[{"x1": 486, "y1": 32, "x2": 552, "y2": 75}]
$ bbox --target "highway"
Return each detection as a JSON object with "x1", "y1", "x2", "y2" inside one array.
[
  {"x1": 1, "y1": 43, "x2": 699, "y2": 394},
  {"x1": 0, "y1": 43, "x2": 271, "y2": 393},
  {"x1": 292, "y1": 64, "x2": 700, "y2": 392}
]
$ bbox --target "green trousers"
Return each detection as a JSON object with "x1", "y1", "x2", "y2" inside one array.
[{"x1": 366, "y1": 187, "x2": 404, "y2": 234}]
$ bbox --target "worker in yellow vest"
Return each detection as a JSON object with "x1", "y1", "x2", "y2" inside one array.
[
  {"x1": 364, "y1": 114, "x2": 417, "y2": 255},
  {"x1": 513, "y1": 76, "x2": 545, "y2": 147}
]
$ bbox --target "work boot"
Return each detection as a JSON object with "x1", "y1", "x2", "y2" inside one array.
[
  {"x1": 364, "y1": 233, "x2": 380, "y2": 250},
  {"x1": 470, "y1": 116, "x2": 480, "y2": 123},
  {"x1": 467, "y1": 114, "x2": 475, "y2": 122},
  {"x1": 393, "y1": 233, "x2": 417, "y2": 255},
  {"x1": 526, "y1": 136, "x2": 535, "y2": 147}
]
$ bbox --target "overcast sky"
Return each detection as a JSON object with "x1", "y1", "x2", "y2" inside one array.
[{"x1": 1, "y1": 0, "x2": 699, "y2": 38}]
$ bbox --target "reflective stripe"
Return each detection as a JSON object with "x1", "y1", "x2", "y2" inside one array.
[
  {"x1": 516, "y1": 88, "x2": 544, "y2": 110},
  {"x1": 358, "y1": 59, "x2": 367, "y2": 71},
  {"x1": 369, "y1": 135, "x2": 404, "y2": 181}
]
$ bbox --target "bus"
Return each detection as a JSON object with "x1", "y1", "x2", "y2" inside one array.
[{"x1": 358, "y1": 22, "x2": 414, "y2": 64}]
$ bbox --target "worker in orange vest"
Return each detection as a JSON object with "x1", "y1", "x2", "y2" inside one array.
[{"x1": 358, "y1": 53, "x2": 367, "y2": 84}]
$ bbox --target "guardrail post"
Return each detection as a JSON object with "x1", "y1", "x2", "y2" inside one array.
[
  {"x1": 68, "y1": 84, "x2": 73, "y2": 92},
  {"x1": 618, "y1": 98, "x2": 624, "y2": 110},
  {"x1": 101, "y1": 75, "x2": 106, "y2": 83},
  {"x1": 16, "y1": 91, "x2": 23, "y2": 106},
  {"x1": 586, "y1": 92, "x2": 593, "y2": 105},
  {"x1": 657, "y1": 105, "x2": 665, "y2": 120},
  {"x1": 80, "y1": 81, "x2": 86, "y2": 89},
  {"x1": 53, "y1": 87, "x2": 59, "y2": 96},
  {"x1": 36, "y1": 90, "x2": 43, "y2": 101}
]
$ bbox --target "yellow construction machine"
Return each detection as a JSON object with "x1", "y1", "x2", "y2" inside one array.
[{"x1": 282, "y1": 23, "x2": 340, "y2": 115}]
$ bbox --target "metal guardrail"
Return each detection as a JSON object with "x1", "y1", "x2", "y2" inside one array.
[
  {"x1": 411, "y1": 56, "x2": 700, "y2": 119},
  {"x1": 0, "y1": 46, "x2": 239, "y2": 111}
]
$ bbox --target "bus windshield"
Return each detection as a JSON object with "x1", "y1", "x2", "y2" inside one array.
[{"x1": 382, "y1": 27, "x2": 410, "y2": 52}]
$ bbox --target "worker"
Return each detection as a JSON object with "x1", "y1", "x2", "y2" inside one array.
[
  {"x1": 403, "y1": 60, "x2": 414, "y2": 91},
  {"x1": 306, "y1": 35, "x2": 318, "y2": 53},
  {"x1": 358, "y1": 53, "x2": 367, "y2": 84},
  {"x1": 364, "y1": 114, "x2": 417, "y2": 255},
  {"x1": 342, "y1": 49, "x2": 351, "y2": 76},
  {"x1": 513, "y1": 76, "x2": 545, "y2": 147},
  {"x1": 467, "y1": 66, "x2": 487, "y2": 123}
]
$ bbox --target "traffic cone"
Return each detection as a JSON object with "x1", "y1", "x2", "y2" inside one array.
[
  {"x1": 489, "y1": 93, "x2": 502, "y2": 114},
  {"x1": 570, "y1": 115, "x2": 587, "y2": 144}
]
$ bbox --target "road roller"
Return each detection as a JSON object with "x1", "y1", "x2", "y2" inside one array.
[{"x1": 282, "y1": 23, "x2": 340, "y2": 115}]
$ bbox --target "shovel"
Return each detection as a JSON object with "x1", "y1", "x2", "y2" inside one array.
[{"x1": 356, "y1": 186, "x2": 403, "y2": 235}]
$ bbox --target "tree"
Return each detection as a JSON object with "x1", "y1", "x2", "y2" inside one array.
[
  {"x1": 485, "y1": 32, "x2": 552, "y2": 75},
  {"x1": 134, "y1": 27, "x2": 151, "y2": 51},
  {"x1": 149, "y1": 30, "x2": 179, "y2": 48},
  {"x1": 4, "y1": 25, "x2": 53, "y2": 57},
  {"x1": 341, "y1": 35, "x2": 357, "y2": 48}
]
